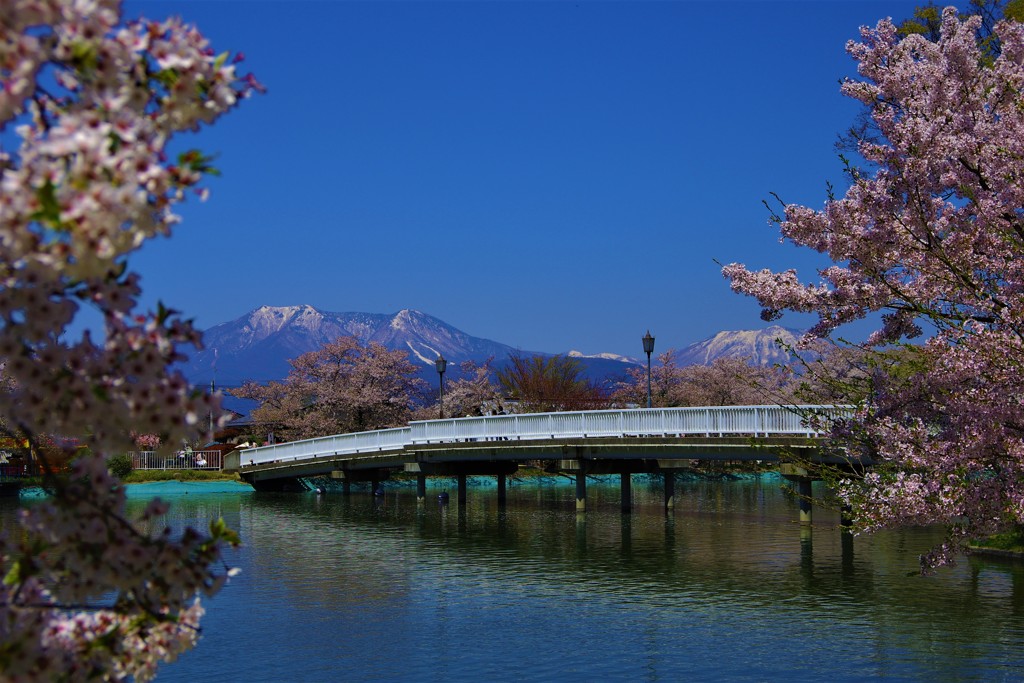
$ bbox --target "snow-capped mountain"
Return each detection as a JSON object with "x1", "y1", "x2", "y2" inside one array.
[
  {"x1": 184, "y1": 305, "x2": 515, "y2": 385},
  {"x1": 670, "y1": 325, "x2": 800, "y2": 367},
  {"x1": 567, "y1": 350, "x2": 638, "y2": 364},
  {"x1": 182, "y1": 305, "x2": 801, "y2": 391}
]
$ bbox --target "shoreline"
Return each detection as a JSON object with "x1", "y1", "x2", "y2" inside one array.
[{"x1": 967, "y1": 544, "x2": 1024, "y2": 561}]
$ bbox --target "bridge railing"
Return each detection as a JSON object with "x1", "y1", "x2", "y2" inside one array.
[
  {"x1": 240, "y1": 405, "x2": 850, "y2": 468},
  {"x1": 239, "y1": 427, "x2": 412, "y2": 467},
  {"x1": 409, "y1": 405, "x2": 846, "y2": 443}
]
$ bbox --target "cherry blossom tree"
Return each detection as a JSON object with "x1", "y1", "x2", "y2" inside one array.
[
  {"x1": 612, "y1": 352, "x2": 796, "y2": 407},
  {"x1": 723, "y1": 8, "x2": 1024, "y2": 568},
  {"x1": 228, "y1": 377, "x2": 302, "y2": 443},
  {"x1": 611, "y1": 351, "x2": 685, "y2": 407},
  {"x1": 413, "y1": 358, "x2": 501, "y2": 420},
  {"x1": 131, "y1": 432, "x2": 163, "y2": 451},
  {"x1": 0, "y1": 1, "x2": 258, "y2": 678},
  {"x1": 783, "y1": 340, "x2": 874, "y2": 405},
  {"x1": 898, "y1": 0, "x2": 1024, "y2": 55},
  {"x1": 233, "y1": 337, "x2": 427, "y2": 441}
]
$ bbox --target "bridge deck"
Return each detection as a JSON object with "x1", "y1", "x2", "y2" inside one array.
[{"x1": 239, "y1": 405, "x2": 855, "y2": 486}]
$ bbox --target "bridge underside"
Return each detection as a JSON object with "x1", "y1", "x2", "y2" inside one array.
[{"x1": 239, "y1": 436, "x2": 857, "y2": 493}]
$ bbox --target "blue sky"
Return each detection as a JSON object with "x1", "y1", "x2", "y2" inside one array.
[{"x1": 126, "y1": 0, "x2": 922, "y2": 358}]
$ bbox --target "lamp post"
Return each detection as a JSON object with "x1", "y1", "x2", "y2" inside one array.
[
  {"x1": 435, "y1": 354, "x2": 447, "y2": 419},
  {"x1": 642, "y1": 331, "x2": 655, "y2": 409}
]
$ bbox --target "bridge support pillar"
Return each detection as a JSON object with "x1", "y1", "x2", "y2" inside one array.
[
  {"x1": 497, "y1": 473, "x2": 506, "y2": 508},
  {"x1": 457, "y1": 474, "x2": 467, "y2": 506},
  {"x1": 780, "y1": 464, "x2": 817, "y2": 526},
  {"x1": 575, "y1": 471, "x2": 586, "y2": 512},
  {"x1": 664, "y1": 471, "x2": 675, "y2": 511},
  {"x1": 620, "y1": 473, "x2": 632, "y2": 513},
  {"x1": 798, "y1": 477, "x2": 813, "y2": 524},
  {"x1": 840, "y1": 504, "x2": 853, "y2": 531},
  {"x1": 342, "y1": 480, "x2": 350, "y2": 496},
  {"x1": 416, "y1": 474, "x2": 426, "y2": 504}
]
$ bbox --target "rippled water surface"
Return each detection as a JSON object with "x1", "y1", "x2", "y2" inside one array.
[{"x1": 30, "y1": 476, "x2": 1024, "y2": 681}]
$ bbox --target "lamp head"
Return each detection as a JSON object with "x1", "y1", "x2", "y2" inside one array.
[{"x1": 642, "y1": 331, "x2": 655, "y2": 355}]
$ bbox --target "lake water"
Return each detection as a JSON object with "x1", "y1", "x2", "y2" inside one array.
[{"x1": 12, "y1": 475, "x2": 1024, "y2": 681}]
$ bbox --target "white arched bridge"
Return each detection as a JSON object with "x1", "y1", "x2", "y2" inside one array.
[{"x1": 239, "y1": 404, "x2": 860, "y2": 520}]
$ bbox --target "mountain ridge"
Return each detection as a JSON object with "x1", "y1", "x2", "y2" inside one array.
[
  {"x1": 186, "y1": 304, "x2": 518, "y2": 385},
  {"x1": 182, "y1": 304, "x2": 800, "y2": 387},
  {"x1": 670, "y1": 325, "x2": 800, "y2": 368}
]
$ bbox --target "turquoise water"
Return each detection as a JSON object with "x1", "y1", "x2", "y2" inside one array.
[
  {"x1": 11, "y1": 477, "x2": 1024, "y2": 681},
  {"x1": 14, "y1": 480, "x2": 253, "y2": 499},
  {"x1": 123, "y1": 480, "x2": 255, "y2": 497}
]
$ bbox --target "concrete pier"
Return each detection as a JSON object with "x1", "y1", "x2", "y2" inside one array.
[
  {"x1": 798, "y1": 478, "x2": 813, "y2": 525},
  {"x1": 416, "y1": 474, "x2": 426, "y2": 503},
  {"x1": 664, "y1": 471, "x2": 675, "y2": 510},
  {"x1": 576, "y1": 471, "x2": 586, "y2": 512},
  {"x1": 620, "y1": 473, "x2": 632, "y2": 513},
  {"x1": 779, "y1": 464, "x2": 816, "y2": 525},
  {"x1": 457, "y1": 473, "x2": 467, "y2": 506},
  {"x1": 497, "y1": 473, "x2": 507, "y2": 508}
]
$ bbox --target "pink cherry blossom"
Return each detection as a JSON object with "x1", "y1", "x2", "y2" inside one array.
[
  {"x1": 724, "y1": 9, "x2": 1024, "y2": 569},
  {"x1": 232, "y1": 337, "x2": 427, "y2": 441},
  {"x1": 0, "y1": 0, "x2": 258, "y2": 678}
]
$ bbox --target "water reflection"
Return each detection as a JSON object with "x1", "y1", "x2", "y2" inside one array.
[{"x1": 22, "y1": 477, "x2": 1019, "y2": 682}]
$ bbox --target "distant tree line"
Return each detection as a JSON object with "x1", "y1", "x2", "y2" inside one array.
[{"x1": 229, "y1": 335, "x2": 869, "y2": 444}]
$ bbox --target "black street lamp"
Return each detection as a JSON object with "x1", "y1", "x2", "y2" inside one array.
[
  {"x1": 435, "y1": 354, "x2": 448, "y2": 419},
  {"x1": 642, "y1": 331, "x2": 655, "y2": 409}
]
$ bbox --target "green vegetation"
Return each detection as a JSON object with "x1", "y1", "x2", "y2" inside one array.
[
  {"x1": 971, "y1": 528, "x2": 1024, "y2": 555},
  {"x1": 122, "y1": 469, "x2": 242, "y2": 483},
  {"x1": 106, "y1": 454, "x2": 134, "y2": 480}
]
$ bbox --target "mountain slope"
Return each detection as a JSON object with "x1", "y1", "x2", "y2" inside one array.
[
  {"x1": 182, "y1": 305, "x2": 801, "y2": 394},
  {"x1": 671, "y1": 325, "x2": 800, "y2": 367},
  {"x1": 185, "y1": 305, "x2": 518, "y2": 385}
]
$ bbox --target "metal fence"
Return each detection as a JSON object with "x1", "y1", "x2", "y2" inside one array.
[
  {"x1": 241, "y1": 405, "x2": 851, "y2": 468},
  {"x1": 0, "y1": 463, "x2": 32, "y2": 481},
  {"x1": 129, "y1": 450, "x2": 223, "y2": 470}
]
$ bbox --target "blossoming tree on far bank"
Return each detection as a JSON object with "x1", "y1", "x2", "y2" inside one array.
[
  {"x1": 0, "y1": 1, "x2": 259, "y2": 679},
  {"x1": 232, "y1": 337, "x2": 427, "y2": 441},
  {"x1": 723, "y1": 8, "x2": 1024, "y2": 568},
  {"x1": 611, "y1": 352, "x2": 797, "y2": 408}
]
